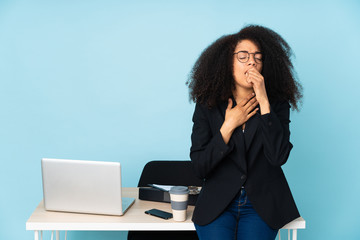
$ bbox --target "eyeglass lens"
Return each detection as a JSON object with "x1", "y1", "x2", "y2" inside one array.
[{"x1": 237, "y1": 51, "x2": 262, "y2": 63}]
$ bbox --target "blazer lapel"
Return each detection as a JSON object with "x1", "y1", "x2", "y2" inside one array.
[
  {"x1": 230, "y1": 128, "x2": 247, "y2": 173},
  {"x1": 218, "y1": 101, "x2": 228, "y2": 119},
  {"x1": 244, "y1": 113, "x2": 260, "y2": 151}
]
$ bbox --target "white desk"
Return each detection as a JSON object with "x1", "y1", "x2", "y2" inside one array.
[{"x1": 26, "y1": 188, "x2": 305, "y2": 240}]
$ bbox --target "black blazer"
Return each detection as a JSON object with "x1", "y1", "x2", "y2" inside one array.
[{"x1": 190, "y1": 100, "x2": 300, "y2": 229}]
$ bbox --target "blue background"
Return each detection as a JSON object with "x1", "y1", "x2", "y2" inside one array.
[{"x1": 1, "y1": 0, "x2": 360, "y2": 239}]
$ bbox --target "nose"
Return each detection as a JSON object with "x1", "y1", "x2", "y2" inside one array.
[{"x1": 247, "y1": 54, "x2": 256, "y2": 66}]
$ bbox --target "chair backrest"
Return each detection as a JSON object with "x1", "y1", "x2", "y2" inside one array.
[{"x1": 137, "y1": 160, "x2": 204, "y2": 187}]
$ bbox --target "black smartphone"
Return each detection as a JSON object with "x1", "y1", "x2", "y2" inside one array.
[{"x1": 145, "y1": 209, "x2": 173, "y2": 220}]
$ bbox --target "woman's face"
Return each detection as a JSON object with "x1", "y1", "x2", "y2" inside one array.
[{"x1": 232, "y1": 39, "x2": 263, "y2": 90}]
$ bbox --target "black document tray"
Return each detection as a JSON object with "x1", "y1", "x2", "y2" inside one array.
[{"x1": 138, "y1": 187, "x2": 198, "y2": 206}]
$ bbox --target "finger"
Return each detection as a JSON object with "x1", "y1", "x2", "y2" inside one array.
[
  {"x1": 248, "y1": 99, "x2": 259, "y2": 112},
  {"x1": 247, "y1": 75, "x2": 263, "y2": 89},
  {"x1": 247, "y1": 75, "x2": 261, "y2": 83},
  {"x1": 244, "y1": 97, "x2": 258, "y2": 110},
  {"x1": 248, "y1": 75, "x2": 264, "y2": 83},
  {"x1": 247, "y1": 68, "x2": 262, "y2": 77},
  {"x1": 247, "y1": 71, "x2": 264, "y2": 82},
  {"x1": 246, "y1": 108, "x2": 259, "y2": 120},
  {"x1": 246, "y1": 74, "x2": 261, "y2": 85},
  {"x1": 227, "y1": 98, "x2": 233, "y2": 110},
  {"x1": 246, "y1": 76, "x2": 254, "y2": 84},
  {"x1": 245, "y1": 68, "x2": 256, "y2": 78},
  {"x1": 248, "y1": 67, "x2": 261, "y2": 74},
  {"x1": 239, "y1": 92, "x2": 255, "y2": 106},
  {"x1": 246, "y1": 75, "x2": 252, "y2": 84}
]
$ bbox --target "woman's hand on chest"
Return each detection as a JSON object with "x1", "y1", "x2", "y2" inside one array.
[{"x1": 220, "y1": 93, "x2": 258, "y2": 144}]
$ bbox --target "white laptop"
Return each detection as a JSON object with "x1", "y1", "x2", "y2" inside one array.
[{"x1": 41, "y1": 158, "x2": 135, "y2": 216}]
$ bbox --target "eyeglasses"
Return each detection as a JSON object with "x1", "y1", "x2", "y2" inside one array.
[{"x1": 233, "y1": 51, "x2": 263, "y2": 64}]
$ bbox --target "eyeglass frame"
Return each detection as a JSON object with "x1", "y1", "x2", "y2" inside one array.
[{"x1": 233, "y1": 51, "x2": 263, "y2": 64}]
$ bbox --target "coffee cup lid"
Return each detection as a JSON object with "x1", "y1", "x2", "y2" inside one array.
[{"x1": 169, "y1": 186, "x2": 189, "y2": 195}]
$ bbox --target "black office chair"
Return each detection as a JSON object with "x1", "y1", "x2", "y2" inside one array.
[{"x1": 127, "y1": 160, "x2": 203, "y2": 240}]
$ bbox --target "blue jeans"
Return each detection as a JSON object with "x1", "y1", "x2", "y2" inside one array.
[{"x1": 194, "y1": 189, "x2": 277, "y2": 240}]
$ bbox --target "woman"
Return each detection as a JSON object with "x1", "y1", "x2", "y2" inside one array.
[{"x1": 186, "y1": 25, "x2": 302, "y2": 240}]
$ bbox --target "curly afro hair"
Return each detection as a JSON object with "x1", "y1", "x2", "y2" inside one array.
[{"x1": 186, "y1": 24, "x2": 303, "y2": 110}]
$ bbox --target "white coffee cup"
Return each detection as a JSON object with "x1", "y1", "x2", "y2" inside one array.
[{"x1": 169, "y1": 186, "x2": 189, "y2": 221}]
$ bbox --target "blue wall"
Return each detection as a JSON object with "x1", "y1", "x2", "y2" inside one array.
[{"x1": 1, "y1": 0, "x2": 360, "y2": 239}]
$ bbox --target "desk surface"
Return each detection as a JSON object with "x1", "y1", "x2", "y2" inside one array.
[{"x1": 26, "y1": 188, "x2": 305, "y2": 231}]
